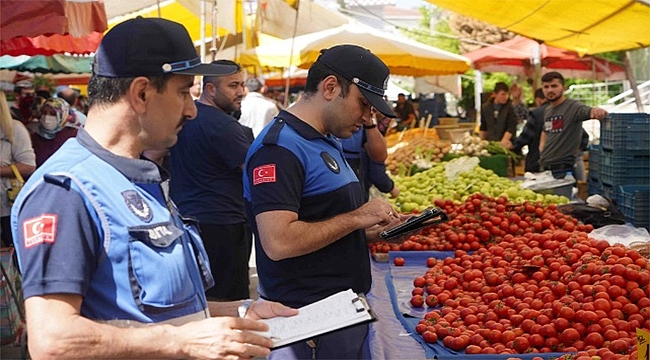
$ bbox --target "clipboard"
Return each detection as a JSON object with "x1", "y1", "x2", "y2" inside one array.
[
  {"x1": 256, "y1": 289, "x2": 377, "y2": 349},
  {"x1": 379, "y1": 207, "x2": 448, "y2": 240}
]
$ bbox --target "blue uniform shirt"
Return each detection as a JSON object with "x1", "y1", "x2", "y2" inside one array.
[
  {"x1": 12, "y1": 128, "x2": 213, "y2": 323},
  {"x1": 243, "y1": 111, "x2": 371, "y2": 308}
]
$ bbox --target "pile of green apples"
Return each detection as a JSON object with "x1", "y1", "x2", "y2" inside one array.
[{"x1": 391, "y1": 162, "x2": 569, "y2": 213}]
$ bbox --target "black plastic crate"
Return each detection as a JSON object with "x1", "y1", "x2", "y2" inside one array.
[
  {"x1": 616, "y1": 185, "x2": 650, "y2": 230},
  {"x1": 599, "y1": 149, "x2": 650, "y2": 185},
  {"x1": 600, "y1": 113, "x2": 650, "y2": 151}
]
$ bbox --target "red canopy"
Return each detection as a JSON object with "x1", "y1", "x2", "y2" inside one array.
[
  {"x1": 0, "y1": 0, "x2": 107, "y2": 56},
  {"x1": 464, "y1": 36, "x2": 626, "y2": 81}
]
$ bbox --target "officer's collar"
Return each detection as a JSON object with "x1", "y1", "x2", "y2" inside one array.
[
  {"x1": 278, "y1": 110, "x2": 334, "y2": 141},
  {"x1": 76, "y1": 127, "x2": 163, "y2": 184}
]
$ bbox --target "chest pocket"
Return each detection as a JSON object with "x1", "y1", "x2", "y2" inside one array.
[{"x1": 128, "y1": 222, "x2": 196, "y2": 313}]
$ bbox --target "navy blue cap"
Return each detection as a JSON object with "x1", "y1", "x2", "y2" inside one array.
[
  {"x1": 316, "y1": 44, "x2": 396, "y2": 118},
  {"x1": 94, "y1": 17, "x2": 239, "y2": 77}
]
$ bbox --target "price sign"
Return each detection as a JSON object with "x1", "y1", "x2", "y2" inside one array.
[{"x1": 639, "y1": 327, "x2": 650, "y2": 360}]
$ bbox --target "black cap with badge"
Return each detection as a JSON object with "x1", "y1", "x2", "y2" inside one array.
[
  {"x1": 316, "y1": 44, "x2": 396, "y2": 118},
  {"x1": 93, "y1": 17, "x2": 239, "y2": 78}
]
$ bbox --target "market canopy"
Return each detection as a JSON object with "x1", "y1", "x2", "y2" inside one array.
[
  {"x1": 426, "y1": 0, "x2": 650, "y2": 55},
  {"x1": 0, "y1": 0, "x2": 107, "y2": 56},
  {"x1": 464, "y1": 36, "x2": 627, "y2": 80},
  {"x1": 0, "y1": 55, "x2": 93, "y2": 74},
  {"x1": 239, "y1": 24, "x2": 471, "y2": 77},
  {"x1": 105, "y1": 0, "x2": 242, "y2": 50}
]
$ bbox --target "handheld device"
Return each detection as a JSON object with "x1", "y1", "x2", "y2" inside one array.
[{"x1": 379, "y1": 207, "x2": 448, "y2": 240}]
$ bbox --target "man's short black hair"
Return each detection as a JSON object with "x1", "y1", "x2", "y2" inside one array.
[
  {"x1": 493, "y1": 82, "x2": 509, "y2": 93},
  {"x1": 534, "y1": 88, "x2": 545, "y2": 99},
  {"x1": 303, "y1": 61, "x2": 352, "y2": 99},
  {"x1": 541, "y1": 71, "x2": 565, "y2": 85}
]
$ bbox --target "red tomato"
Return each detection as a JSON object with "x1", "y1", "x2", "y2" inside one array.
[
  {"x1": 422, "y1": 330, "x2": 438, "y2": 343},
  {"x1": 425, "y1": 294, "x2": 439, "y2": 308},
  {"x1": 393, "y1": 257, "x2": 405, "y2": 266},
  {"x1": 410, "y1": 295, "x2": 424, "y2": 307}
]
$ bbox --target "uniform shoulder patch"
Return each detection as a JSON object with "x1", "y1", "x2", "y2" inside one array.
[
  {"x1": 253, "y1": 164, "x2": 276, "y2": 185},
  {"x1": 23, "y1": 214, "x2": 58, "y2": 248},
  {"x1": 121, "y1": 190, "x2": 153, "y2": 222}
]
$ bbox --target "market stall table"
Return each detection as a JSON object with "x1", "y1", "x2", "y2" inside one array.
[{"x1": 365, "y1": 251, "x2": 571, "y2": 359}]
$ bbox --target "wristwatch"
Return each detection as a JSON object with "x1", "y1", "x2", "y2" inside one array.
[
  {"x1": 238, "y1": 299, "x2": 254, "y2": 318},
  {"x1": 363, "y1": 117, "x2": 378, "y2": 129}
]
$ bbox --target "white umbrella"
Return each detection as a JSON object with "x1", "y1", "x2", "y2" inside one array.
[{"x1": 239, "y1": 23, "x2": 471, "y2": 77}]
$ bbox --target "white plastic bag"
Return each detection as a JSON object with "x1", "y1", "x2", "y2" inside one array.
[
  {"x1": 444, "y1": 156, "x2": 479, "y2": 182},
  {"x1": 589, "y1": 223, "x2": 650, "y2": 247}
]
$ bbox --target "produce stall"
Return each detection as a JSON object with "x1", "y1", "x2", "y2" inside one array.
[
  {"x1": 363, "y1": 113, "x2": 649, "y2": 359},
  {"x1": 365, "y1": 193, "x2": 649, "y2": 359}
]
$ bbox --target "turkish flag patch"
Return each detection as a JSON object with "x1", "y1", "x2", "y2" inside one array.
[
  {"x1": 23, "y1": 214, "x2": 58, "y2": 248},
  {"x1": 253, "y1": 164, "x2": 276, "y2": 185}
]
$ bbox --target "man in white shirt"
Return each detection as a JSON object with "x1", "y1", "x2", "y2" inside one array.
[{"x1": 239, "y1": 77, "x2": 279, "y2": 137}]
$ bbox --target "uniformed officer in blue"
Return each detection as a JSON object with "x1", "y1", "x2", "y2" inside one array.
[
  {"x1": 243, "y1": 44, "x2": 403, "y2": 359},
  {"x1": 11, "y1": 17, "x2": 297, "y2": 360}
]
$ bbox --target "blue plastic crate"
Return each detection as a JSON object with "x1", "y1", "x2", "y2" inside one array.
[
  {"x1": 601, "y1": 182, "x2": 617, "y2": 200},
  {"x1": 616, "y1": 185, "x2": 650, "y2": 230},
  {"x1": 599, "y1": 149, "x2": 650, "y2": 185},
  {"x1": 588, "y1": 177, "x2": 602, "y2": 196},
  {"x1": 588, "y1": 145, "x2": 600, "y2": 178},
  {"x1": 600, "y1": 113, "x2": 650, "y2": 151}
]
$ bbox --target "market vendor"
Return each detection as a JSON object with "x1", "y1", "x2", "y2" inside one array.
[
  {"x1": 538, "y1": 71, "x2": 608, "y2": 179},
  {"x1": 479, "y1": 82, "x2": 519, "y2": 148}
]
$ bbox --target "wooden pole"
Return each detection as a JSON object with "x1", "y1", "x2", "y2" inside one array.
[{"x1": 623, "y1": 51, "x2": 643, "y2": 113}]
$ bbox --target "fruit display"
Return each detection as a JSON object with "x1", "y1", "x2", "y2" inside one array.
[
  {"x1": 385, "y1": 127, "x2": 439, "y2": 148},
  {"x1": 452, "y1": 133, "x2": 522, "y2": 160},
  {"x1": 386, "y1": 138, "x2": 452, "y2": 175},
  {"x1": 390, "y1": 159, "x2": 568, "y2": 213},
  {"x1": 408, "y1": 231, "x2": 648, "y2": 357},
  {"x1": 370, "y1": 194, "x2": 585, "y2": 254},
  {"x1": 453, "y1": 133, "x2": 490, "y2": 157}
]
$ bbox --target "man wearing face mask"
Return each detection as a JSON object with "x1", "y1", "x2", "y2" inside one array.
[
  {"x1": 31, "y1": 98, "x2": 78, "y2": 167},
  {"x1": 10, "y1": 80, "x2": 36, "y2": 124},
  {"x1": 169, "y1": 60, "x2": 253, "y2": 302}
]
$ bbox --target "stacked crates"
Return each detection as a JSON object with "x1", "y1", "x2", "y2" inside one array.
[{"x1": 590, "y1": 113, "x2": 650, "y2": 230}]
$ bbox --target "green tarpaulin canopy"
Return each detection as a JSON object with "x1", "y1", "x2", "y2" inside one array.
[{"x1": 0, "y1": 54, "x2": 92, "y2": 74}]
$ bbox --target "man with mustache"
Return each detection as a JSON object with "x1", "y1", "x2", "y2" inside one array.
[
  {"x1": 170, "y1": 60, "x2": 254, "y2": 302},
  {"x1": 11, "y1": 18, "x2": 296, "y2": 359}
]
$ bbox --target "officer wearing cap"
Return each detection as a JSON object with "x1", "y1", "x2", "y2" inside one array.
[
  {"x1": 11, "y1": 17, "x2": 296, "y2": 359},
  {"x1": 243, "y1": 44, "x2": 404, "y2": 359}
]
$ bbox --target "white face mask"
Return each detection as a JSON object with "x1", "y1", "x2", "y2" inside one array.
[{"x1": 41, "y1": 115, "x2": 59, "y2": 130}]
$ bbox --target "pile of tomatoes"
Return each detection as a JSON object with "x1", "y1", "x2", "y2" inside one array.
[
  {"x1": 369, "y1": 193, "x2": 593, "y2": 254},
  {"x1": 410, "y1": 230, "x2": 649, "y2": 358}
]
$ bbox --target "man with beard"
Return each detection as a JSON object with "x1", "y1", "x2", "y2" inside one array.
[
  {"x1": 243, "y1": 45, "x2": 404, "y2": 359},
  {"x1": 538, "y1": 71, "x2": 607, "y2": 178},
  {"x1": 170, "y1": 60, "x2": 254, "y2": 301}
]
